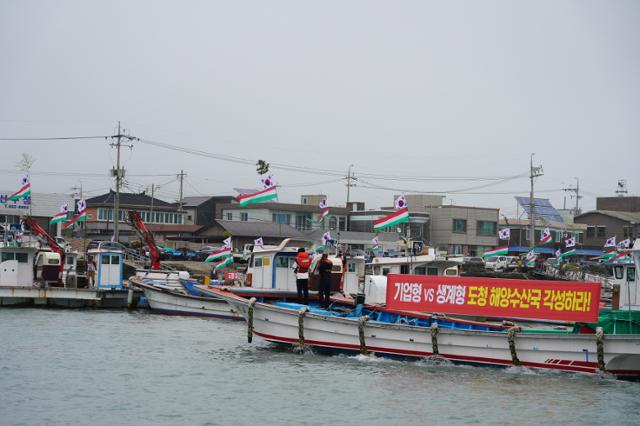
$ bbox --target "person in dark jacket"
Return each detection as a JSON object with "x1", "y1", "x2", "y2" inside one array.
[{"x1": 318, "y1": 253, "x2": 333, "y2": 308}]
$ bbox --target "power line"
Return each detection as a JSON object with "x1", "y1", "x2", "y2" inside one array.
[{"x1": 0, "y1": 136, "x2": 109, "y2": 141}]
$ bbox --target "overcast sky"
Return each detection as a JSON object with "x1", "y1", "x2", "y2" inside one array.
[{"x1": 1, "y1": 0, "x2": 638, "y2": 216}]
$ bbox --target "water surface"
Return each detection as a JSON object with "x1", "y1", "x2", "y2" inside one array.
[{"x1": 2, "y1": 309, "x2": 639, "y2": 425}]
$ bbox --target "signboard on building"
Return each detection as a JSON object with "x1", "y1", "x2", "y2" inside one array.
[
  {"x1": 386, "y1": 274, "x2": 600, "y2": 322},
  {"x1": 0, "y1": 191, "x2": 75, "y2": 218}
]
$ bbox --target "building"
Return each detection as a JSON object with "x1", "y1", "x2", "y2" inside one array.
[
  {"x1": 596, "y1": 196, "x2": 640, "y2": 212},
  {"x1": 573, "y1": 196, "x2": 640, "y2": 249},
  {"x1": 0, "y1": 190, "x2": 75, "y2": 236},
  {"x1": 307, "y1": 228, "x2": 399, "y2": 254},
  {"x1": 426, "y1": 205, "x2": 499, "y2": 256},
  {"x1": 181, "y1": 196, "x2": 234, "y2": 225},
  {"x1": 217, "y1": 196, "x2": 350, "y2": 232},
  {"x1": 348, "y1": 209, "x2": 430, "y2": 243},
  {"x1": 574, "y1": 210, "x2": 640, "y2": 249},
  {"x1": 84, "y1": 190, "x2": 186, "y2": 241},
  {"x1": 196, "y1": 219, "x2": 310, "y2": 248}
]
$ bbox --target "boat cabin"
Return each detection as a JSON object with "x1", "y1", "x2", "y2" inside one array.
[
  {"x1": 246, "y1": 238, "x2": 363, "y2": 292},
  {"x1": 366, "y1": 255, "x2": 461, "y2": 277},
  {"x1": 0, "y1": 244, "x2": 38, "y2": 287},
  {"x1": 87, "y1": 241, "x2": 124, "y2": 290}
]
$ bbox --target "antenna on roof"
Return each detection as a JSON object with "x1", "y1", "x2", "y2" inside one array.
[{"x1": 615, "y1": 180, "x2": 628, "y2": 197}]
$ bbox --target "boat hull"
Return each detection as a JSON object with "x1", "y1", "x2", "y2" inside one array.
[
  {"x1": 214, "y1": 290, "x2": 640, "y2": 379},
  {"x1": 137, "y1": 280, "x2": 242, "y2": 319}
]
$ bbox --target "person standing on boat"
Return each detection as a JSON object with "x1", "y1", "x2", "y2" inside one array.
[
  {"x1": 294, "y1": 248, "x2": 311, "y2": 304},
  {"x1": 318, "y1": 253, "x2": 333, "y2": 308},
  {"x1": 86, "y1": 257, "x2": 96, "y2": 287}
]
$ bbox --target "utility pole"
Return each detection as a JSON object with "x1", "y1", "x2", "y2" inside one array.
[
  {"x1": 177, "y1": 169, "x2": 186, "y2": 211},
  {"x1": 346, "y1": 164, "x2": 356, "y2": 207},
  {"x1": 529, "y1": 154, "x2": 544, "y2": 248},
  {"x1": 109, "y1": 122, "x2": 136, "y2": 242},
  {"x1": 150, "y1": 183, "x2": 155, "y2": 223},
  {"x1": 563, "y1": 178, "x2": 581, "y2": 217}
]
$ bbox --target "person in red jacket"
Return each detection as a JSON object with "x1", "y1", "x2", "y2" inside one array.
[{"x1": 294, "y1": 248, "x2": 312, "y2": 304}]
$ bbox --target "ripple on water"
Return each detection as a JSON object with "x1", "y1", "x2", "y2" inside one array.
[{"x1": 2, "y1": 309, "x2": 640, "y2": 426}]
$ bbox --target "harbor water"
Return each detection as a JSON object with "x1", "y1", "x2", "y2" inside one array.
[{"x1": 2, "y1": 309, "x2": 640, "y2": 426}]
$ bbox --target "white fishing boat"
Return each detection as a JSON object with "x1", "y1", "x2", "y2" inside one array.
[
  {"x1": 131, "y1": 276, "x2": 241, "y2": 319},
  {"x1": 210, "y1": 239, "x2": 640, "y2": 379}
]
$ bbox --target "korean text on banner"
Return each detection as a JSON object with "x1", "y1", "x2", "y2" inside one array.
[{"x1": 385, "y1": 274, "x2": 600, "y2": 323}]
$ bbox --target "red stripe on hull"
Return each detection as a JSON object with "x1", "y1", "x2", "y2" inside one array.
[{"x1": 253, "y1": 331, "x2": 610, "y2": 375}]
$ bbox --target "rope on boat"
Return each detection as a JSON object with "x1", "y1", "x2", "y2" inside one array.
[
  {"x1": 596, "y1": 327, "x2": 606, "y2": 371},
  {"x1": 430, "y1": 323, "x2": 439, "y2": 355},
  {"x1": 358, "y1": 316, "x2": 369, "y2": 355},
  {"x1": 297, "y1": 307, "x2": 309, "y2": 352},
  {"x1": 247, "y1": 297, "x2": 257, "y2": 343},
  {"x1": 507, "y1": 327, "x2": 522, "y2": 366}
]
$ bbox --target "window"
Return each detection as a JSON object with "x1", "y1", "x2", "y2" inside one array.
[
  {"x1": 586, "y1": 226, "x2": 595, "y2": 238},
  {"x1": 477, "y1": 221, "x2": 497, "y2": 236},
  {"x1": 597, "y1": 226, "x2": 606, "y2": 238},
  {"x1": 339, "y1": 217, "x2": 347, "y2": 231},
  {"x1": 427, "y1": 267, "x2": 439, "y2": 276},
  {"x1": 382, "y1": 268, "x2": 390, "y2": 276},
  {"x1": 614, "y1": 266, "x2": 624, "y2": 280},
  {"x1": 272, "y1": 213, "x2": 290, "y2": 224},
  {"x1": 624, "y1": 226, "x2": 633, "y2": 239},
  {"x1": 16, "y1": 253, "x2": 28, "y2": 263},
  {"x1": 110, "y1": 255, "x2": 120, "y2": 265},
  {"x1": 329, "y1": 216, "x2": 338, "y2": 231},
  {"x1": 453, "y1": 219, "x2": 467, "y2": 233},
  {"x1": 254, "y1": 258, "x2": 263, "y2": 267},
  {"x1": 65, "y1": 256, "x2": 74, "y2": 265},
  {"x1": 295, "y1": 215, "x2": 311, "y2": 231},
  {"x1": 240, "y1": 212, "x2": 248, "y2": 222},
  {"x1": 451, "y1": 244, "x2": 463, "y2": 255},
  {"x1": 1, "y1": 252, "x2": 15, "y2": 262},
  {"x1": 101, "y1": 255, "x2": 110, "y2": 265},
  {"x1": 275, "y1": 256, "x2": 289, "y2": 268},
  {"x1": 347, "y1": 262, "x2": 356, "y2": 273},
  {"x1": 226, "y1": 213, "x2": 233, "y2": 221},
  {"x1": 629, "y1": 267, "x2": 636, "y2": 282}
]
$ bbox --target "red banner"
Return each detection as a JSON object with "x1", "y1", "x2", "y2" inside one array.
[{"x1": 386, "y1": 274, "x2": 601, "y2": 323}]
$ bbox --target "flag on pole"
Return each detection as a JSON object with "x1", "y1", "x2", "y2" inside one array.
[
  {"x1": 50, "y1": 204, "x2": 69, "y2": 224},
  {"x1": 322, "y1": 231, "x2": 332, "y2": 244},
  {"x1": 213, "y1": 256, "x2": 233, "y2": 271},
  {"x1": 525, "y1": 249, "x2": 537, "y2": 267},
  {"x1": 4, "y1": 175, "x2": 31, "y2": 202},
  {"x1": 373, "y1": 207, "x2": 409, "y2": 231},
  {"x1": 394, "y1": 195, "x2": 407, "y2": 210},
  {"x1": 604, "y1": 236, "x2": 616, "y2": 248},
  {"x1": 223, "y1": 237, "x2": 232, "y2": 248},
  {"x1": 555, "y1": 249, "x2": 562, "y2": 258},
  {"x1": 483, "y1": 246, "x2": 508, "y2": 257},
  {"x1": 564, "y1": 236, "x2": 576, "y2": 248},
  {"x1": 63, "y1": 199, "x2": 87, "y2": 229},
  {"x1": 260, "y1": 174, "x2": 276, "y2": 189},
  {"x1": 619, "y1": 238, "x2": 631, "y2": 249},
  {"x1": 498, "y1": 228, "x2": 510, "y2": 240},
  {"x1": 319, "y1": 199, "x2": 328, "y2": 209},
  {"x1": 236, "y1": 186, "x2": 278, "y2": 207},
  {"x1": 63, "y1": 211, "x2": 87, "y2": 229},
  {"x1": 372, "y1": 236, "x2": 381, "y2": 253},
  {"x1": 559, "y1": 249, "x2": 577, "y2": 259},
  {"x1": 254, "y1": 237, "x2": 263, "y2": 247},
  {"x1": 317, "y1": 209, "x2": 330, "y2": 223},
  {"x1": 539, "y1": 228, "x2": 553, "y2": 245},
  {"x1": 204, "y1": 246, "x2": 232, "y2": 262}
]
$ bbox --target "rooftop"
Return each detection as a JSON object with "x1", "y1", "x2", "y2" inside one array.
[
  {"x1": 218, "y1": 202, "x2": 350, "y2": 214},
  {"x1": 215, "y1": 219, "x2": 310, "y2": 240},
  {"x1": 499, "y1": 218, "x2": 587, "y2": 230},
  {"x1": 86, "y1": 190, "x2": 175, "y2": 209},
  {"x1": 575, "y1": 210, "x2": 640, "y2": 224}
]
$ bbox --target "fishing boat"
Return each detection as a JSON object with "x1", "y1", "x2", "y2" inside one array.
[
  {"x1": 130, "y1": 276, "x2": 241, "y2": 319},
  {"x1": 210, "y1": 239, "x2": 640, "y2": 379}
]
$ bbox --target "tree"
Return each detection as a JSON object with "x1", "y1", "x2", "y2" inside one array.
[
  {"x1": 256, "y1": 160, "x2": 270, "y2": 175},
  {"x1": 16, "y1": 153, "x2": 35, "y2": 172}
]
